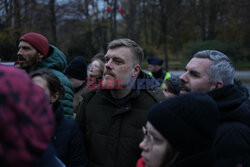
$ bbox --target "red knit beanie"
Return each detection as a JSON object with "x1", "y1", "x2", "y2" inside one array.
[{"x1": 19, "y1": 32, "x2": 49, "y2": 57}]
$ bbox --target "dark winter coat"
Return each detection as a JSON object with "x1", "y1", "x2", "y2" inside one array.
[
  {"x1": 33, "y1": 143, "x2": 65, "y2": 167},
  {"x1": 73, "y1": 82, "x2": 87, "y2": 113},
  {"x1": 52, "y1": 102, "x2": 88, "y2": 167},
  {"x1": 75, "y1": 71, "x2": 165, "y2": 167},
  {"x1": 208, "y1": 84, "x2": 250, "y2": 167},
  {"x1": 36, "y1": 45, "x2": 74, "y2": 119}
]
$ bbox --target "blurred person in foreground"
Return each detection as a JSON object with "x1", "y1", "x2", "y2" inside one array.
[
  {"x1": 76, "y1": 38, "x2": 165, "y2": 167},
  {"x1": 180, "y1": 50, "x2": 250, "y2": 166},
  {"x1": 137, "y1": 92, "x2": 219, "y2": 167},
  {"x1": 30, "y1": 70, "x2": 88, "y2": 167},
  {"x1": 17, "y1": 32, "x2": 74, "y2": 119},
  {"x1": 0, "y1": 65, "x2": 62, "y2": 167}
]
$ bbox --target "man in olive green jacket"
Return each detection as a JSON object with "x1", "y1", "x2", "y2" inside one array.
[{"x1": 76, "y1": 38, "x2": 165, "y2": 167}]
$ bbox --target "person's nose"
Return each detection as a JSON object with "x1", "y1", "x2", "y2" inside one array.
[
  {"x1": 180, "y1": 72, "x2": 188, "y2": 83},
  {"x1": 105, "y1": 59, "x2": 113, "y2": 70},
  {"x1": 17, "y1": 48, "x2": 23, "y2": 56},
  {"x1": 139, "y1": 138, "x2": 150, "y2": 152}
]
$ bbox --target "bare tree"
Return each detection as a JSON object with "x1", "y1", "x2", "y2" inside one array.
[
  {"x1": 159, "y1": 0, "x2": 182, "y2": 71},
  {"x1": 49, "y1": 0, "x2": 57, "y2": 45}
]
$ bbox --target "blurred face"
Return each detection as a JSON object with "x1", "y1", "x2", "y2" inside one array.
[
  {"x1": 17, "y1": 41, "x2": 41, "y2": 72},
  {"x1": 32, "y1": 76, "x2": 50, "y2": 97},
  {"x1": 89, "y1": 60, "x2": 103, "y2": 78},
  {"x1": 180, "y1": 58, "x2": 215, "y2": 93},
  {"x1": 32, "y1": 76, "x2": 58, "y2": 104},
  {"x1": 139, "y1": 122, "x2": 168, "y2": 167},
  {"x1": 163, "y1": 84, "x2": 175, "y2": 98},
  {"x1": 103, "y1": 46, "x2": 140, "y2": 88},
  {"x1": 148, "y1": 64, "x2": 159, "y2": 73}
]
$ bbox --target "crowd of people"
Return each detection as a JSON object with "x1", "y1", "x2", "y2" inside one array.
[{"x1": 0, "y1": 32, "x2": 249, "y2": 167}]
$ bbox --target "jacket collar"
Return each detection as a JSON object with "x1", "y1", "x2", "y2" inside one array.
[{"x1": 208, "y1": 84, "x2": 250, "y2": 126}]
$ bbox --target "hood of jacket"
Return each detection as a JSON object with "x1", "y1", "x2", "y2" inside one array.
[
  {"x1": 208, "y1": 84, "x2": 250, "y2": 127},
  {"x1": 36, "y1": 45, "x2": 67, "y2": 72}
]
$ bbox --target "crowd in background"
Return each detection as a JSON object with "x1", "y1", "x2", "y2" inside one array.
[{"x1": 0, "y1": 32, "x2": 249, "y2": 167}]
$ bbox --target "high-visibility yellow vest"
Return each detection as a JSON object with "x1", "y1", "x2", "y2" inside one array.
[{"x1": 148, "y1": 72, "x2": 171, "y2": 90}]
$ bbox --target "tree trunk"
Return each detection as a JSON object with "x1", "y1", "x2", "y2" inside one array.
[
  {"x1": 200, "y1": 0, "x2": 207, "y2": 41},
  {"x1": 112, "y1": 0, "x2": 117, "y2": 39},
  {"x1": 208, "y1": 0, "x2": 216, "y2": 40},
  {"x1": 4, "y1": 0, "x2": 13, "y2": 27},
  {"x1": 49, "y1": 0, "x2": 57, "y2": 45},
  {"x1": 160, "y1": 0, "x2": 168, "y2": 72},
  {"x1": 13, "y1": 0, "x2": 21, "y2": 29}
]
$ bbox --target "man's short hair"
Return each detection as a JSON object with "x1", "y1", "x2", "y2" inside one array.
[
  {"x1": 108, "y1": 38, "x2": 144, "y2": 65},
  {"x1": 193, "y1": 50, "x2": 235, "y2": 85}
]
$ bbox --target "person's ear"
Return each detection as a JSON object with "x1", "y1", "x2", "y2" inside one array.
[
  {"x1": 132, "y1": 64, "x2": 141, "y2": 77},
  {"x1": 215, "y1": 81, "x2": 224, "y2": 89},
  {"x1": 50, "y1": 92, "x2": 60, "y2": 104},
  {"x1": 37, "y1": 52, "x2": 44, "y2": 61},
  {"x1": 211, "y1": 81, "x2": 223, "y2": 91}
]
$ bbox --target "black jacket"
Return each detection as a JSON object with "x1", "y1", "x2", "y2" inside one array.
[
  {"x1": 76, "y1": 71, "x2": 165, "y2": 167},
  {"x1": 208, "y1": 84, "x2": 250, "y2": 167},
  {"x1": 33, "y1": 143, "x2": 64, "y2": 167},
  {"x1": 52, "y1": 102, "x2": 88, "y2": 167}
]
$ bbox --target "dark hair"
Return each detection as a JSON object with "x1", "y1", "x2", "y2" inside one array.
[
  {"x1": 164, "y1": 76, "x2": 182, "y2": 95},
  {"x1": 30, "y1": 70, "x2": 65, "y2": 98}
]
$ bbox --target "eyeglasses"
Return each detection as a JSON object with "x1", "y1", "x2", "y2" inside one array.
[{"x1": 142, "y1": 126, "x2": 155, "y2": 149}]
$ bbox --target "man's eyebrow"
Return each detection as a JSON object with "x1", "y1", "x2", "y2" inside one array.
[
  {"x1": 113, "y1": 57, "x2": 124, "y2": 61},
  {"x1": 18, "y1": 45, "x2": 28, "y2": 49},
  {"x1": 189, "y1": 69, "x2": 200, "y2": 76}
]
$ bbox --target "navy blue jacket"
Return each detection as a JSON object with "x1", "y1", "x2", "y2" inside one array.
[
  {"x1": 208, "y1": 84, "x2": 250, "y2": 167},
  {"x1": 33, "y1": 143, "x2": 64, "y2": 167},
  {"x1": 52, "y1": 102, "x2": 88, "y2": 167}
]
